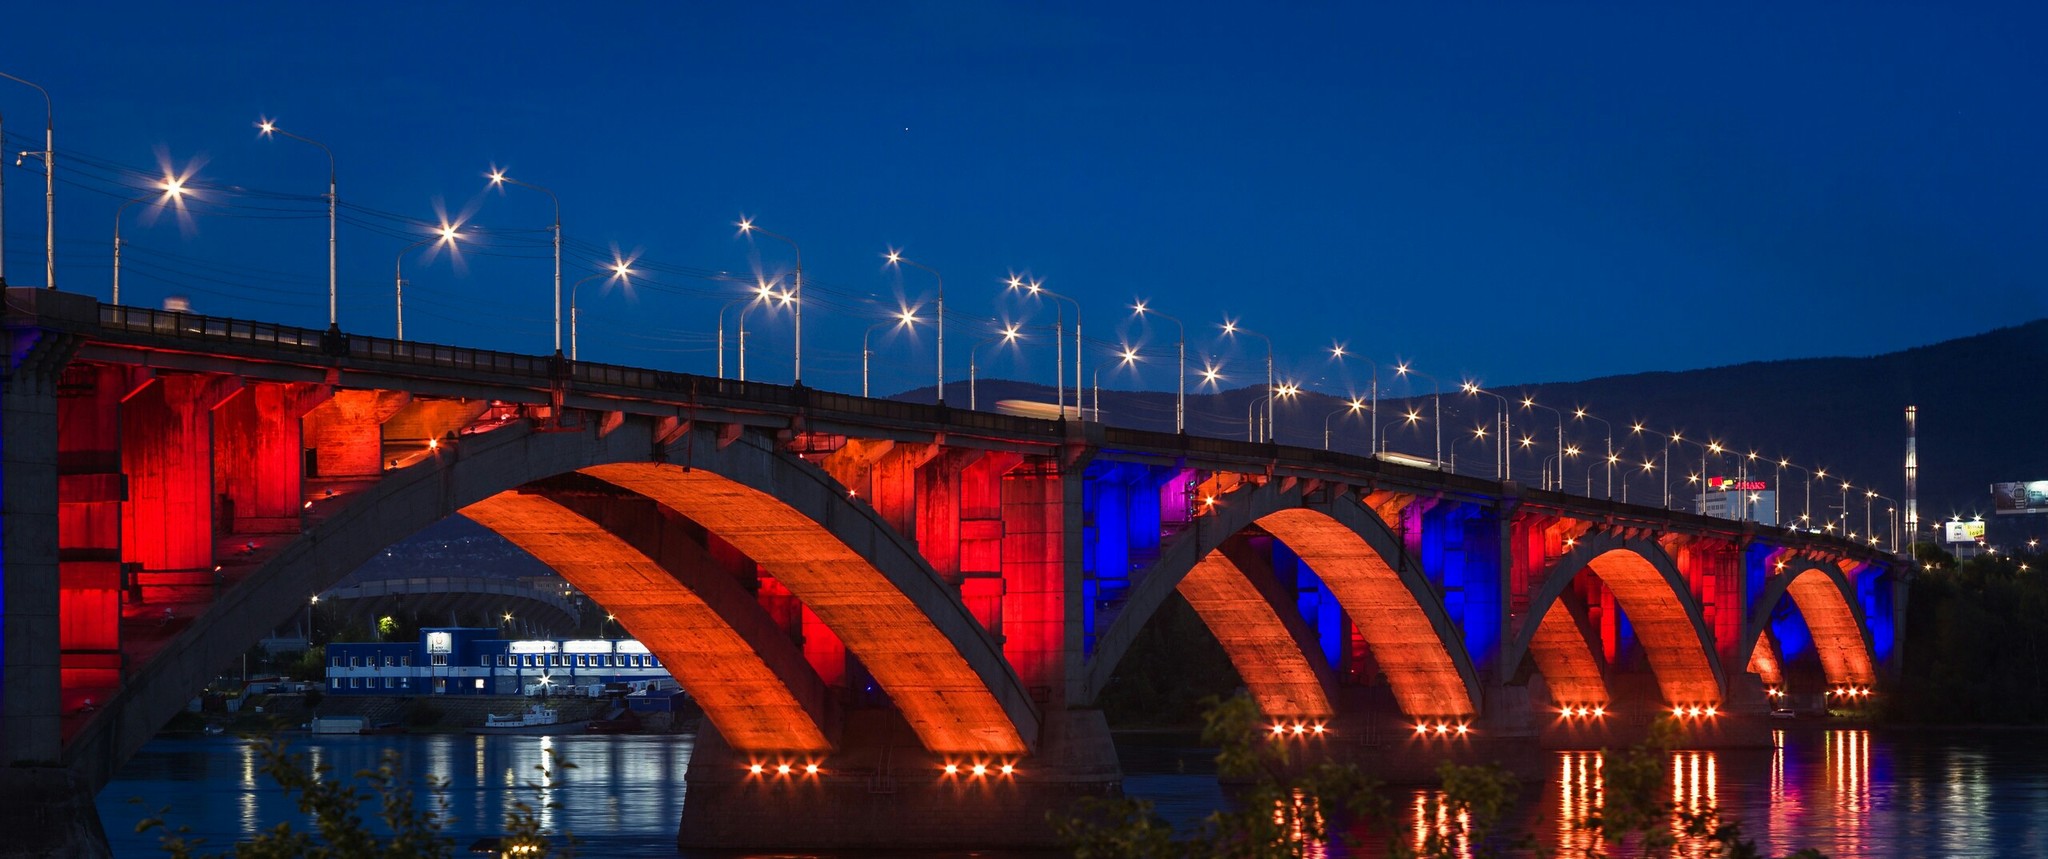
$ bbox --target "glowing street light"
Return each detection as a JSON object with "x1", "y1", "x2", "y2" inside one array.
[
  {"x1": 1, "y1": 71, "x2": 55, "y2": 289},
  {"x1": 486, "y1": 168, "x2": 563, "y2": 354},
  {"x1": 1329, "y1": 342, "x2": 1379, "y2": 454},
  {"x1": 862, "y1": 309, "x2": 920, "y2": 398},
  {"x1": 969, "y1": 323, "x2": 1023, "y2": 411},
  {"x1": 885, "y1": 250, "x2": 944, "y2": 403},
  {"x1": 1394, "y1": 363, "x2": 1442, "y2": 468},
  {"x1": 738, "y1": 218, "x2": 805, "y2": 385},
  {"x1": 1092, "y1": 343, "x2": 1142, "y2": 419},
  {"x1": 112, "y1": 176, "x2": 188, "y2": 306},
  {"x1": 1131, "y1": 300, "x2": 1185, "y2": 433},
  {"x1": 569, "y1": 259, "x2": 634, "y2": 361},
  {"x1": 1573, "y1": 407, "x2": 1616, "y2": 499},
  {"x1": 1219, "y1": 318, "x2": 1275, "y2": 441},
  {"x1": 1324, "y1": 398, "x2": 1367, "y2": 451},
  {"x1": 1008, "y1": 275, "x2": 1083, "y2": 419},
  {"x1": 1518, "y1": 395, "x2": 1567, "y2": 491},
  {"x1": 715, "y1": 288, "x2": 768, "y2": 380},
  {"x1": 738, "y1": 283, "x2": 793, "y2": 382},
  {"x1": 260, "y1": 118, "x2": 339, "y2": 330},
  {"x1": 393, "y1": 222, "x2": 461, "y2": 340},
  {"x1": 1462, "y1": 382, "x2": 1513, "y2": 480}
]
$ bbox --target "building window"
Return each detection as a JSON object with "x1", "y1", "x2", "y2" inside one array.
[
  {"x1": 350, "y1": 656, "x2": 360, "y2": 667},
  {"x1": 330, "y1": 678, "x2": 340, "y2": 689},
  {"x1": 431, "y1": 654, "x2": 447, "y2": 667},
  {"x1": 481, "y1": 657, "x2": 490, "y2": 667},
  {"x1": 496, "y1": 655, "x2": 507, "y2": 667},
  {"x1": 475, "y1": 679, "x2": 485, "y2": 690},
  {"x1": 401, "y1": 656, "x2": 410, "y2": 667},
  {"x1": 331, "y1": 657, "x2": 341, "y2": 667},
  {"x1": 350, "y1": 677, "x2": 360, "y2": 689}
]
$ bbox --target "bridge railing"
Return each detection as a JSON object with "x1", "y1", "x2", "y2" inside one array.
[
  {"x1": 101, "y1": 305, "x2": 326, "y2": 353},
  {"x1": 349, "y1": 336, "x2": 553, "y2": 377}
]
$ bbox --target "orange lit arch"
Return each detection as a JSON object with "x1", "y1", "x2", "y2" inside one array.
[{"x1": 1505, "y1": 534, "x2": 1725, "y2": 705}]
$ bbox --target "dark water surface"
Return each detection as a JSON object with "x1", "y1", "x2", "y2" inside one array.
[{"x1": 98, "y1": 726, "x2": 2048, "y2": 857}]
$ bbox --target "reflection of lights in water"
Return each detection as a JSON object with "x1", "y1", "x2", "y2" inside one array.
[
  {"x1": 1271, "y1": 789, "x2": 1328, "y2": 859},
  {"x1": 1556, "y1": 752, "x2": 1605, "y2": 855},
  {"x1": 1668, "y1": 751, "x2": 1720, "y2": 855},
  {"x1": 1410, "y1": 789, "x2": 1474, "y2": 859},
  {"x1": 1828, "y1": 730, "x2": 1871, "y2": 857},
  {"x1": 239, "y1": 742, "x2": 258, "y2": 789}
]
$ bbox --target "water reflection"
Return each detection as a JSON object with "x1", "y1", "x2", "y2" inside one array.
[
  {"x1": 1409, "y1": 789, "x2": 1474, "y2": 859},
  {"x1": 1557, "y1": 751, "x2": 1604, "y2": 855}
]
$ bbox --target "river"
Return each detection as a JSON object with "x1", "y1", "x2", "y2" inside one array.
[{"x1": 97, "y1": 726, "x2": 2048, "y2": 857}]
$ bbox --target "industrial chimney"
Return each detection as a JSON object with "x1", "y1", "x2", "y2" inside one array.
[{"x1": 1904, "y1": 405, "x2": 1919, "y2": 548}]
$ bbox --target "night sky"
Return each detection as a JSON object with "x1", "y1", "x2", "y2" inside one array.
[{"x1": 3, "y1": 4, "x2": 2042, "y2": 399}]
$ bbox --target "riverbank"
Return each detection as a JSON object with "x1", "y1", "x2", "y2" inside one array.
[{"x1": 177, "y1": 693, "x2": 702, "y2": 736}]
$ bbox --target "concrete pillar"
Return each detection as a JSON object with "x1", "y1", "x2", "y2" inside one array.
[
  {"x1": 1001, "y1": 456, "x2": 1084, "y2": 709},
  {"x1": 120, "y1": 374, "x2": 238, "y2": 571},
  {"x1": 213, "y1": 382, "x2": 325, "y2": 535},
  {"x1": 3, "y1": 330, "x2": 71, "y2": 764},
  {"x1": 306, "y1": 389, "x2": 407, "y2": 478},
  {"x1": 57, "y1": 366, "x2": 127, "y2": 716}
]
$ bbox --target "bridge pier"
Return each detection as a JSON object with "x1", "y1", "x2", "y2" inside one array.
[{"x1": 678, "y1": 708, "x2": 1120, "y2": 850}]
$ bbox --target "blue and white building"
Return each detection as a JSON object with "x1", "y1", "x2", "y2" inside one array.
[{"x1": 324, "y1": 627, "x2": 674, "y2": 696}]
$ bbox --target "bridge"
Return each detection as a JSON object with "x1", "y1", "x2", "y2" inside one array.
[
  {"x1": 0, "y1": 287, "x2": 1905, "y2": 855},
  {"x1": 315, "y1": 575, "x2": 586, "y2": 635}
]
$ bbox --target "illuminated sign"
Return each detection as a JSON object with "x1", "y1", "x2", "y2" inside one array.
[
  {"x1": 1707, "y1": 477, "x2": 1768, "y2": 492},
  {"x1": 1991, "y1": 481, "x2": 2048, "y2": 515},
  {"x1": 564, "y1": 640, "x2": 613, "y2": 654},
  {"x1": 617, "y1": 641, "x2": 650, "y2": 654},
  {"x1": 426, "y1": 632, "x2": 452, "y2": 654},
  {"x1": 1945, "y1": 520, "x2": 1987, "y2": 543},
  {"x1": 508, "y1": 640, "x2": 560, "y2": 654}
]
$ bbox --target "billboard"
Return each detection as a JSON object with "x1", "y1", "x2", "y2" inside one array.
[
  {"x1": 1945, "y1": 520, "x2": 1987, "y2": 544},
  {"x1": 1991, "y1": 481, "x2": 2048, "y2": 515},
  {"x1": 1706, "y1": 476, "x2": 1768, "y2": 492}
]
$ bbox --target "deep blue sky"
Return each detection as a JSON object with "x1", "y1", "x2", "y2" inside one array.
[{"x1": 3, "y1": 3, "x2": 2042, "y2": 397}]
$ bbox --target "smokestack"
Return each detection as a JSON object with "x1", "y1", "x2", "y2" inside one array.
[{"x1": 1905, "y1": 405, "x2": 1919, "y2": 547}]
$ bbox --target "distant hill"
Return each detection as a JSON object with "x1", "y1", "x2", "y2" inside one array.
[{"x1": 896, "y1": 320, "x2": 2048, "y2": 546}]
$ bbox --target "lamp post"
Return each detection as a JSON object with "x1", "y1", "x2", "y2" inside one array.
[
  {"x1": 1381, "y1": 410, "x2": 1425, "y2": 454},
  {"x1": 1324, "y1": 399, "x2": 1367, "y2": 451},
  {"x1": 1131, "y1": 300, "x2": 1185, "y2": 433},
  {"x1": 863, "y1": 310, "x2": 920, "y2": 398},
  {"x1": 1009, "y1": 276, "x2": 1081, "y2": 418},
  {"x1": 1519, "y1": 396, "x2": 1567, "y2": 491},
  {"x1": 1219, "y1": 318, "x2": 1275, "y2": 441},
  {"x1": 260, "y1": 119, "x2": 338, "y2": 329},
  {"x1": 739, "y1": 286, "x2": 792, "y2": 382},
  {"x1": 1330, "y1": 343, "x2": 1379, "y2": 455},
  {"x1": 885, "y1": 251, "x2": 943, "y2": 404},
  {"x1": 486, "y1": 169, "x2": 562, "y2": 353},
  {"x1": 738, "y1": 219, "x2": 805, "y2": 385},
  {"x1": 1462, "y1": 383, "x2": 1514, "y2": 480},
  {"x1": 1396, "y1": 364, "x2": 1443, "y2": 468},
  {"x1": 1573, "y1": 408, "x2": 1616, "y2": 499},
  {"x1": 569, "y1": 261, "x2": 633, "y2": 361},
  {"x1": 112, "y1": 177, "x2": 187, "y2": 306},
  {"x1": 2, "y1": 72, "x2": 54, "y2": 289},
  {"x1": 393, "y1": 223, "x2": 460, "y2": 341},
  {"x1": 716, "y1": 290, "x2": 771, "y2": 379},
  {"x1": 1093, "y1": 345, "x2": 1140, "y2": 422},
  {"x1": 969, "y1": 323, "x2": 1022, "y2": 411}
]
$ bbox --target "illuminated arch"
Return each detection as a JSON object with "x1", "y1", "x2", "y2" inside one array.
[
  {"x1": 1747, "y1": 629, "x2": 1784, "y2": 688},
  {"x1": 70, "y1": 418, "x2": 1036, "y2": 788},
  {"x1": 1085, "y1": 481, "x2": 1480, "y2": 719},
  {"x1": 1740, "y1": 558, "x2": 1875, "y2": 688},
  {"x1": 1505, "y1": 533, "x2": 1725, "y2": 705},
  {"x1": 462, "y1": 488, "x2": 833, "y2": 753},
  {"x1": 1518, "y1": 588, "x2": 1609, "y2": 707}
]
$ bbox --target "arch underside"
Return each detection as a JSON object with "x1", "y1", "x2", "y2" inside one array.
[
  {"x1": 1175, "y1": 539, "x2": 1333, "y2": 719},
  {"x1": 581, "y1": 462, "x2": 1026, "y2": 755},
  {"x1": 1573, "y1": 549, "x2": 1720, "y2": 704},
  {"x1": 1256, "y1": 508, "x2": 1473, "y2": 717},
  {"x1": 1527, "y1": 595, "x2": 1607, "y2": 705},
  {"x1": 462, "y1": 488, "x2": 834, "y2": 753},
  {"x1": 1776, "y1": 568, "x2": 1875, "y2": 686},
  {"x1": 1748, "y1": 631, "x2": 1783, "y2": 687}
]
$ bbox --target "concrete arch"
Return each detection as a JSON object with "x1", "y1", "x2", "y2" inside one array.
[
  {"x1": 1084, "y1": 481, "x2": 1480, "y2": 718},
  {"x1": 1740, "y1": 559, "x2": 1876, "y2": 688},
  {"x1": 1747, "y1": 629, "x2": 1784, "y2": 688},
  {"x1": 1505, "y1": 533, "x2": 1726, "y2": 705},
  {"x1": 68, "y1": 417, "x2": 1035, "y2": 788},
  {"x1": 462, "y1": 488, "x2": 834, "y2": 753},
  {"x1": 1521, "y1": 588, "x2": 1610, "y2": 707},
  {"x1": 1173, "y1": 536, "x2": 1338, "y2": 718}
]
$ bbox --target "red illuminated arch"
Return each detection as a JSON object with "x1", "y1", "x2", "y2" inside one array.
[
  {"x1": 1085, "y1": 480, "x2": 1480, "y2": 719},
  {"x1": 1748, "y1": 630, "x2": 1784, "y2": 688},
  {"x1": 1740, "y1": 559, "x2": 1875, "y2": 688},
  {"x1": 69, "y1": 418, "x2": 1036, "y2": 788},
  {"x1": 1505, "y1": 534, "x2": 1725, "y2": 705}
]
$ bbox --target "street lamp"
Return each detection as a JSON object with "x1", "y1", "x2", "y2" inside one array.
[
  {"x1": 969, "y1": 323, "x2": 1023, "y2": 411},
  {"x1": 863, "y1": 309, "x2": 920, "y2": 398},
  {"x1": 1518, "y1": 396, "x2": 1567, "y2": 491},
  {"x1": 112, "y1": 176, "x2": 188, "y2": 306},
  {"x1": 716, "y1": 286, "x2": 774, "y2": 379},
  {"x1": 1461, "y1": 382, "x2": 1514, "y2": 480},
  {"x1": 1330, "y1": 343, "x2": 1379, "y2": 455},
  {"x1": 569, "y1": 260, "x2": 634, "y2": 361},
  {"x1": 739, "y1": 285, "x2": 793, "y2": 382},
  {"x1": 1395, "y1": 364, "x2": 1442, "y2": 468},
  {"x1": 1573, "y1": 407, "x2": 1616, "y2": 499},
  {"x1": 486, "y1": 169, "x2": 562, "y2": 354},
  {"x1": 393, "y1": 222, "x2": 461, "y2": 340},
  {"x1": 1219, "y1": 318, "x2": 1275, "y2": 441},
  {"x1": 1324, "y1": 399, "x2": 1367, "y2": 451},
  {"x1": 1131, "y1": 300, "x2": 1185, "y2": 433},
  {"x1": 260, "y1": 119, "x2": 338, "y2": 330},
  {"x1": 738, "y1": 219, "x2": 805, "y2": 385},
  {"x1": 1009, "y1": 276, "x2": 1082, "y2": 419},
  {"x1": 1381, "y1": 409, "x2": 1425, "y2": 454},
  {"x1": 1, "y1": 71, "x2": 54, "y2": 289},
  {"x1": 1093, "y1": 344, "x2": 1142, "y2": 421},
  {"x1": 885, "y1": 250, "x2": 943, "y2": 404}
]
